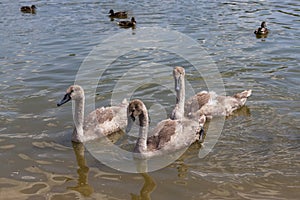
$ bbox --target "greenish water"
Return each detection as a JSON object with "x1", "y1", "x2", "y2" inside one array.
[{"x1": 0, "y1": 0, "x2": 299, "y2": 199}]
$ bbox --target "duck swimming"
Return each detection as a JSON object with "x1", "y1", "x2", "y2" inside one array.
[
  {"x1": 20, "y1": 5, "x2": 36, "y2": 13},
  {"x1": 127, "y1": 67, "x2": 205, "y2": 159},
  {"x1": 109, "y1": 9, "x2": 128, "y2": 18},
  {"x1": 57, "y1": 85, "x2": 128, "y2": 143},
  {"x1": 118, "y1": 17, "x2": 136, "y2": 28},
  {"x1": 254, "y1": 21, "x2": 269, "y2": 35}
]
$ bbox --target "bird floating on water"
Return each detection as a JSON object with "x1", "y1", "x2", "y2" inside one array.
[
  {"x1": 254, "y1": 21, "x2": 269, "y2": 35},
  {"x1": 57, "y1": 85, "x2": 128, "y2": 143},
  {"x1": 118, "y1": 17, "x2": 136, "y2": 28},
  {"x1": 185, "y1": 89, "x2": 252, "y2": 119},
  {"x1": 109, "y1": 9, "x2": 128, "y2": 18},
  {"x1": 126, "y1": 67, "x2": 205, "y2": 159},
  {"x1": 20, "y1": 5, "x2": 36, "y2": 14}
]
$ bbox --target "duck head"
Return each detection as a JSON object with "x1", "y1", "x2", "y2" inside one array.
[
  {"x1": 131, "y1": 17, "x2": 137, "y2": 24},
  {"x1": 261, "y1": 21, "x2": 267, "y2": 28}
]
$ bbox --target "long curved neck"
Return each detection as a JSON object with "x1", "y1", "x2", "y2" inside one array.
[
  {"x1": 177, "y1": 75, "x2": 185, "y2": 116},
  {"x1": 73, "y1": 97, "x2": 84, "y2": 141},
  {"x1": 173, "y1": 75, "x2": 185, "y2": 119},
  {"x1": 134, "y1": 108, "x2": 149, "y2": 153}
]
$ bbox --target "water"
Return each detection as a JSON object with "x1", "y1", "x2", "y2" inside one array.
[{"x1": 0, "y1": 0, "x2": 299, "y2": 199}]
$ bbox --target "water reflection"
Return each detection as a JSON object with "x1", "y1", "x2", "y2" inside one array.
[
  {"x1": 130, "y1": 173, "x2": 156, "y2": 200},
  {"x1": 255, "y1": 34, "x2": 268, "y2": 40},
  {"x1": 168, "y1": 105, "x2": 252, "y2": 180},
  {"x1": 226, "y1": 106, "x2": 251, "y2": 120},
  {"x1": 173, "y1": 142, "x2": 203, "y2": 180},
  {"x1": 176, "y1": 158, "x2": 189, "y2": 179},
  {"x1": 68, "y1": 140, "x2": 158, "y2": 199},
  {"x1": 67, "y1": 142, "x2": 94, "y2": 197}
]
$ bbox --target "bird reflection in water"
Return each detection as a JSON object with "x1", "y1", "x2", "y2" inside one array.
[
  {"x1": 67, "y1": 142, "x2": 94, "y2": 197},
  {"x1": 131, "y1": 173, "x2": 156, "y2": 200}
]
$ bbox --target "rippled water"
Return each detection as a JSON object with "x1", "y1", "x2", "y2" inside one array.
[{"x1": 0, "y1": 0, "x2": 299, "y2": 199}]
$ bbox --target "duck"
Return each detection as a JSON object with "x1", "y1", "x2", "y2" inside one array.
[
  {"x1": 126, "y1": 67, "x2": 206, "y2": 159},
  {"x1": 118, "y1": 17, "x2": 136, "y2": 28},
  {"x1": 254, "y1": 21, "x2": 269, "y2": 35},
  {"x1": 185, "y1": 89, "x2": 252, "y2": 119},
  {"x1": 20, "y1": 5, "x2": 36, "y2": 13},
  {"x1": 109, "y1": 9, "x2": 128, "y2": 18},
  {"x1": 57, "y1": 85, "x2": 128, "y2": 143}
]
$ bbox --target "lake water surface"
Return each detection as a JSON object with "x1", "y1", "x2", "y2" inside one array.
[{"x1": 0, "y1": 0, "x2": 299, "y2": 199}]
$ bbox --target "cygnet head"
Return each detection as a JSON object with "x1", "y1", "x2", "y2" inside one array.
[
  {"x1": 57, "y1": 85, "x2": 84, "y2": 106},
  {"x1": 173, "y1": 66, "x2": 185, "y2": 92},
  {"x1": 127, "y1": 99, "x2": 147, "y2": 121},
  {"x1": 126, "y1": 99, "x2": 148, "y2": 133}
]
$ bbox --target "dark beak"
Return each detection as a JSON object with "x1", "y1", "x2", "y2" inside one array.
[
  {"x1": 57, "y1": 93, "x2": 71, "y2": 107},
  {"x1": 199, "y1": 126, "x2": 204, "y2": 141},
  {"x1": 148, "y1": 114, "x2": 151, "y2": 124}
]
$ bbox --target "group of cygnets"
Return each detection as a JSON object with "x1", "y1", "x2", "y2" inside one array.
[
  {"x1": 57, "y1": 67, "x2": 251, "y2": 159},
  {"x1": 20, "y1": 4, "x2": 255, "y2": 158}
]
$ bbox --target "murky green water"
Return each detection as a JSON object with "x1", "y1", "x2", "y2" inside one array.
[{"x1": 0, "y1": 0, "x2": 299, "y2": 199}]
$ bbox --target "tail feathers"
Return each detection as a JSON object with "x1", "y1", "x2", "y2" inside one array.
[
  {"x1": 121, "y1": 98, "x2": 128, "y2": 104},
  {"x1": 234, "y1": 90, "x2": 252, "y2": 99}
]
